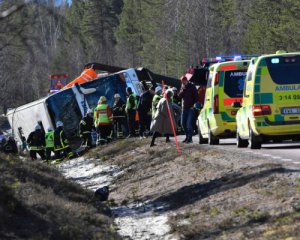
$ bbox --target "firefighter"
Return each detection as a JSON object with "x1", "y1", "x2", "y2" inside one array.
[
  {"x1": 53, "y1": 121, "x2": 74, "y2": 162},
  {"x1": 45, "y1": 126, "x2": 55, "y2": 162},
  {"x1": 27, "y1": 124, "x2": 46, "y2": 160},
  {"x1": 94, "y1": 96, "x2": 113, "y2": 145},
  {"x1": 125, "y1": 87, "x2": 137, "y2": 138},
  {"x1": 112, "y1": 93, "x2": 127, "y2": 138},
  {"x1": 79, "y1": 109, "x2": 94, "y2": 149}
]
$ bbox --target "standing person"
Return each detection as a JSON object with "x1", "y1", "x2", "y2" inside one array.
[
  {"x1": 27, "y1": 124, "x2": 46, "y2": 160},
  {"x1": 79, "y1": 109, "x2": 94, "y2": 149},
  {"x1": 112, "y1": 93, "x2": 127, "y2": 138},
  {"x1": 150, "y1": 89, "x2": 177, "y2": 147},
  {"x1": 45, "y1": 127, "x2": 55, "y2": 162},
  {"x1": 179, "y1": 76, "x2": 199, "y2": 143},
  {"x1": 152, "y1": 86, "x2": 162, "y2": 118},
  {"x1": 53, "y1": 121, "x2": 74, "y2": 162},
  {"x1": 94, "y1": 96, "x2": 113, "y2": 144},
  {"x1": 137, "y1": 86, "x2": 155, "y2": 138},
  {"x1": 125, "y1": 87, "x2": 137, "y2": 138}
]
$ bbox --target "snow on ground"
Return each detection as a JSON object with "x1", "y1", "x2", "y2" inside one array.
[{"x1": 58, "y1": 157, "x2": 176, "y2": 240}]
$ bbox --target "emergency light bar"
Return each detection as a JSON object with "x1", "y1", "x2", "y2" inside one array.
[{"x1": 202, "y1": 55, "x2": 259, "y2": 64}]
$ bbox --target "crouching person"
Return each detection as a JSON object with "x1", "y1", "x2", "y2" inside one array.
[{"x1": 54, "y1": 121, "x2": 74, "y2": 162}]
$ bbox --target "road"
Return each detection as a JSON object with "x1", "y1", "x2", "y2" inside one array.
[{"x1": 176, "y1": 135, "x2": 300, "y2": 164}]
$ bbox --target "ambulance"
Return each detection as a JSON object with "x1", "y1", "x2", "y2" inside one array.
[
  {"x1": 236, "y1": 51, "x2": 300, "y2": 149},
  {"x1": 198, "y1": 59, "x2": 250, "y2": 144}
]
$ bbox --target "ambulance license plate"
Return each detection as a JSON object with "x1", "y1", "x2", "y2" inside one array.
[{"x1": 281, "y1": 107, "x2": 300, "y2": 115}]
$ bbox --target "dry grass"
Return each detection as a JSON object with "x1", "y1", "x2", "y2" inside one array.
[{"x1": 0, "y1": 153, "x2": 121, "y2": 240}]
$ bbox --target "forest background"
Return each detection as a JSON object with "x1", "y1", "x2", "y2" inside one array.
[{"x1": 0, "y1": 0, "x2": 299, "y2": 113}]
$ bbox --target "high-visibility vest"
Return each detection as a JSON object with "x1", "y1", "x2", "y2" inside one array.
[
  {"x1": 95, "y1": 104, "x2": 111, "y2": 125},
  {"x1": 152, "y1": 94, "x2": 162, "y2": 116},
  {"x1": 126, "y1": 93, "x2": 137, "y2": 111},
  {"x1": 54, "y1": 128, "x2": 70, "y2": 151},
  {"x1": 45, "y1": 131, "x2": 54, "y2": 148},
  {"x1": 63, "y1": 68, "x2": 97, "y2": 89}
]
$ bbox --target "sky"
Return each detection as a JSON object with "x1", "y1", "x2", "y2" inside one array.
[{"x1": 55, "y1": 0, "x2": 72, "y2": 6}]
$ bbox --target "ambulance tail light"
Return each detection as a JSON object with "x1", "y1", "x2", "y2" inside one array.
[
  {"x1": 214, "y1": 72, "x2": 219, "y2": 85},
  {"x1": 213, "y1": 95, "x2": 219, "y2": 114},
  {"x1": 252, "y1": 105, "x2": 272, "y2": 116}
]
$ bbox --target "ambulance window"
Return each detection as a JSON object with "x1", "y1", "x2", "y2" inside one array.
[
  {"x1": 266, "y1": 56, "x2": 300, "y2": 84},
  {"x1": 224, "y1": 71, "x2": 247, "y2": 98}
]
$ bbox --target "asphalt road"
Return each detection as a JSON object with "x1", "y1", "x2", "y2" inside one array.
[{"x1": 176, "y1": 135, "x2": 300, "y2": 164}]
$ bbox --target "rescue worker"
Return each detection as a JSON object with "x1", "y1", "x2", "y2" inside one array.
[
  {"x1": 2, "y1": 136, "x2": 18, "y2": 154},
  {"x1": 112, "y1": 93, "x2": 127, "y2": 138},
  {"x1": 79, "y1": 109, "x2": 94, "y2": 149},
  {"x1": 125, "y1": 87, "x2": 137, "y2": 138},
  {"x1": 94, "y1": 96, "x2": 113, "y2": 144},
  {"x1": 45, "y1": 126, "x2": 55, "y2": 162},
  {"x1": 53, "y1": 121, "x2": 74, "y2": 162},
  {"x1": 27, "y1": 124, "x2": 46, "y2": 160},
  {"x1": 179, "y1": 76, "x2": 199, "y2": 143},
  {"x1": 137, "y1": 86, "x2": 155, "y2": 138},
  {"x1": 152, "y1": 86, "x2": 162, "y2": 118}
]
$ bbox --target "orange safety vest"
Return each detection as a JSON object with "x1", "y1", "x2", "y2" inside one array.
[{"x1": 63, "y1": 68, "x2": 97, "y2": 89}]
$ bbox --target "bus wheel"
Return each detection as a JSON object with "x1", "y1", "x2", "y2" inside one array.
[
  {"x1": 249, "y1": 128, "x2": 261, "y2": 149},
  {"x1": 236, "y1": 131, "x2": 248, "y2": 148}
]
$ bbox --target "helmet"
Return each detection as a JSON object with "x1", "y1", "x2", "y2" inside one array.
[
  {"x1": 114, "y1": 93, "x2": 120, "y2": 98},
  {"x1": 47, "y1": 126, "x2": 53, "y2": 131},
  {"x1": 86, "y1": 109, "x2": 93, "y2": 114},
  {"x1": 35, "y1": 124, "x2": 41, "y2": 130},
  {"x1": 56, "y1": 121, "x2": 64, "y2": 128},
  {"x1": 98, "y1": 96, "x2": 107, "y2": 104},
  {"x1": 172, "y1": 87, "x2": 178, "y2": 92},
  {"x1": 155, "y1": 86, "x2": 162, "y2": 94},
  {"x1": 166, "y1": 89, "x2": 174, "y2": 97}
]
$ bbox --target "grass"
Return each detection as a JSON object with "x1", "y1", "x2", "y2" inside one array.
[{"x1": 0, "y1": 152, "x2": 121, "y2": 240}]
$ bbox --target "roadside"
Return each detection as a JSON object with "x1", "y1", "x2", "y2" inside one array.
[{"x1": 58, "y1": 137, "x2": 300, "y2": 239}]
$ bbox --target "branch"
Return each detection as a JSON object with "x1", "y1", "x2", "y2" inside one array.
[{"x1": 0, "y1": 0, "x2": 30, "y2": 20}]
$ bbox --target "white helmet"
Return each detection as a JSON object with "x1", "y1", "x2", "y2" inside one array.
[
  {"x1": 114, "y1": 93, "x2": 120, "y2": 98},
  {"x1": 87, "y1": 109, "x2": 93, "y2": 114},
  {"x1": 47, "y1": 126, "x2": 53, "y2": 131},
  {"x1": 56, "y1": 121, "x2": 64, "y2": 128},
  {"x1": 35, "y1": 124, "x2": 41, "y2": 130},
  {"x1": 155, "y1": 86, "x2": 162, "y2": 94}
]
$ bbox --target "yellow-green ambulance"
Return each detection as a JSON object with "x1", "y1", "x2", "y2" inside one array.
[
  {"x1": 236, "y1": 51, "x2": 300, "y2": 149},
  {"x1": 198, "y1": 60, "x2": 250, "y2": 144}
]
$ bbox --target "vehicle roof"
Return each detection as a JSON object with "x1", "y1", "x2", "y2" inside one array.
[
  {"x1": 209, "y1": 60, "x2": 250, "y2": 72},
  {"x1": 256, "y1": 51, "x2": 300, "y2": 61}
]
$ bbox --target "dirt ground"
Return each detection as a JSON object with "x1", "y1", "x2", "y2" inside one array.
[{"x1": 67, "y1": 137, "x2": 300, "y2": 239}]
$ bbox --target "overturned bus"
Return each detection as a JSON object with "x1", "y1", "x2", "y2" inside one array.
[{"x1": 7, "y1": 67, "x2": 180, "y2": 143}]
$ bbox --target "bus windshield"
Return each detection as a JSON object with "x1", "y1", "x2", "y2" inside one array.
[{"x1": 46, "y1": 88, "x2": 82, "y2": 138}]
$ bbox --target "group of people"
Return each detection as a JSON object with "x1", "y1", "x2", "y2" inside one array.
[
  {"x1": 27, "y1": 121, "x2": 74, "y2": 162},
  {"x1": 87, "y1": 76, "x2": 199, "y2": 147},
  {"x1": 24, "y1": 76, "x2": 199, "y2": 161}
]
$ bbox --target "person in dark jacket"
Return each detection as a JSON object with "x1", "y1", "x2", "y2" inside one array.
[
  {"x1": 79, "y1": 109, "x2": 94, "y2": 148},
  {"x1": 54, "y1": 121, "x2": 74, "y2": 162},
  {"x1": 27, "y1": 124, "x2": 45, "y2": 160},
  {"x1": 137, "y1": 86, "x2": 155, "y2": 138},
  {"x1": 2, "y1": 136, "x2": 18, "y2": 154},
  {"x1": 178, "y1": 76, "x2": 199, "y2": 143},
  {"x1": 112, "y1": 93, "x2": 128, "y2": 138}
]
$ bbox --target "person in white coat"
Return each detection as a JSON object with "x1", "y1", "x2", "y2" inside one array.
[{"x1": 150, "y1": 89, "x2": 177, "y2": 147}]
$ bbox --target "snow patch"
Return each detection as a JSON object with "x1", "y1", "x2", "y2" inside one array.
[{"x1": 57, "y1": 157, "x2": 175, "y2": 240}]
